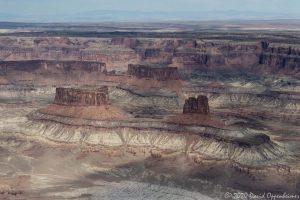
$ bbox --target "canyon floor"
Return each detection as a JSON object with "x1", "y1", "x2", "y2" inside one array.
[{"x1": 0, "y1": 22, "x2": 299, "y2": 200}]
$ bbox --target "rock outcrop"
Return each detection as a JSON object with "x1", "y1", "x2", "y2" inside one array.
[
  {"x1": 128, "y1": 64, "x2": 179, "y2": 80},
  {"x1": 183, "y1": 95, "x2": 210, "y2": 115},
  {"x1": 0, "y1": 60, "x2": 106, "y2": 74},
  {"x1": 26, "y1": 112, "x2": 284, "y2": 166},
  {"x1": 54, "y1": 86, "x2": 109, "y2": 106},
  {"x1": 1, "y1": 37, "x2": 300, "y2": 77},
  {"x1": 111, "y1": 37, "x2": 139, "y2": 49},
  {"x1": 259, "y1": 42, "x2": 300, "y2": 72},
  {"x1": 39, "y1": 86, "x2": 129, "y2": 120}
]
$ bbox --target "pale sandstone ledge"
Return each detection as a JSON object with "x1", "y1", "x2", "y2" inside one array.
[
  {"x1": 39, "y1": 104, "x2": 129, "y2": 120},
  {"x1": 24, "y1": 111, "x2": 287, "y2": 166}
]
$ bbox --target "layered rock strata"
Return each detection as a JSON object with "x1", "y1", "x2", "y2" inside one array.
[
  {"x1": 40, "y1": 86, "x2": 128, "y2": 120},
  {"x1": 0, "y1": 37, "x2": 299, "y2": 76},
  {"x1": 54, "y1": 86, "x2": 109, "y2": 106},
  {"x1": 128, "y1": 64, "x2": 179, "y2": 80},
  {"x1": 0, "y1": 60, "x2": 106, "y2": 75},
  {"x1": 183, "y1": 95, "x2": 210, "y2": 115},
  {"x1": 118, "y1": 38, "x2": 299, "y2": 77},
  {"x1": 25, "y1": 112, "x2": 285, "y2": 166}
]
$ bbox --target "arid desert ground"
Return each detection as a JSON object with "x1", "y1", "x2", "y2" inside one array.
[{"x1": 0, "y1": 22, "x2": 299, "y2": 199}]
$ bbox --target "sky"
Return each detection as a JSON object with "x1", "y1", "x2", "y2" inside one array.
[{"x1": 0, "y1": 0, "x2": 300, "y2": 21}]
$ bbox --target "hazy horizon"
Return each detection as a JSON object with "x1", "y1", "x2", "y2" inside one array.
[{"x1": 0, "y1": 0, "x2": 300, "y2": 22}]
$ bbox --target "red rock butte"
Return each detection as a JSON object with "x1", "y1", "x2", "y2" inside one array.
[
  {"x1": 183, "y1": 95, "x2": 210, "y2": 115},
  {"x1": 128, "y1": 64, "x2": 179, "y2": 80},
  {"x1": 54, "y1": 86, "x2": 109, "y2": 106}
]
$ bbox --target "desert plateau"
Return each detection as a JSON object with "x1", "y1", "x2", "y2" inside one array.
[{"x1": 0, "y1": 19, "x2": 299, "y2": 200}]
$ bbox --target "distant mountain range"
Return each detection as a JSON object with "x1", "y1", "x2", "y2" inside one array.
[{"x1": 0, "y1": 10, "x2": 299, "y2": 22}]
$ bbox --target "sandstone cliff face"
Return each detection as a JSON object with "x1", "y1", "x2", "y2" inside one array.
[
  {"x1": 0, "y1": 37, "x2": 299, "y2": 76},
  {"x1": 173, "y1": 52, "x2": 209, "y2": 66},
  {"x1": 111, "y1": 37, "x2": 139, "y2": 49},
  {"x1": 0, "y1": 60, "x2": 106, "y2": 75},
  {"x1": 259, "y1": 41, "x2": 300, "y2": 73},
  {"x1": 171, "y1": 42, "x2": 261, "y2": 68},
  {"x1": 128, "y1": 64, "x2": 179, "y2": 80},
  {"x1": 0, "y1": 37, "x2": 138, "y2": 70},
  {"x1": 33, "y1": 37, "x2": 75, "y2": 46},
  {"x1": 54, "y1": 87, "x2": 109, "y2": 106},
  {"x1": 132, "y1": 39, "x2": 299, "y2": 76},
  {"x1": 183, "y1": 95, "x2": 209, "y2": 115}
]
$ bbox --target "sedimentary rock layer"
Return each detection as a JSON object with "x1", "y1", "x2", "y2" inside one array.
[
  {"x1": 54, "y1": 87, "x2": 109, "y2": 106},
  {"x1": 25, "y1": 112, "x2": 286, "y2": 166},
  {"x1": 1, "y1": 37, "x2": 298, "y2": 76},
  {"x1": 183, "y1": 96, "x2": 209, "y2": 115},
  {"x1": 128, "y1": 64, "x2": 179, "y2": 80},
  {"x1": 0, "y1": 60, "x2": 106, "y2": 75}
]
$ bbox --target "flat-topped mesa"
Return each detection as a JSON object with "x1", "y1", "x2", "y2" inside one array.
[
  {"x1": 183, "y1": 95, "x2": 210, "y2": 115},
  {"x1": 128, "y1": 64, "x2": 179, "y2": 80},
  {"x1": 54, "y1": 86, "x2": 109, "y2": 106},
  {"x1": 0, "y1": 60, "x2": 107, "y2": 74}
]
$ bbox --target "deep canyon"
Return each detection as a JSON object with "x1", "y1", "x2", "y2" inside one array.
[{"x1": 0, "y1": 23, "x2": 299, "y2": 200}]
